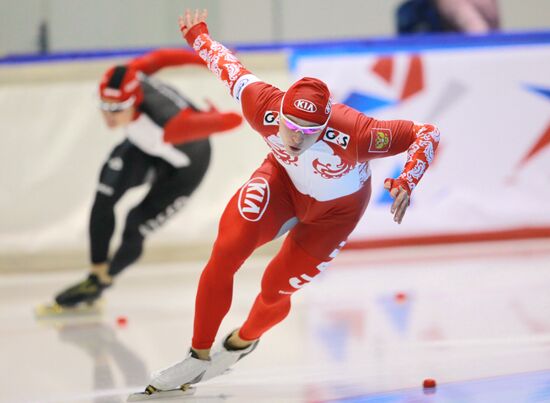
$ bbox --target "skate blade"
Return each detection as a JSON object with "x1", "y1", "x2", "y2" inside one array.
[
  {"x1": 34, "y1": 300, "x2": 104, "y2": 319},
  {"x1": 127, "y1": 385, "x2": 195, "y2": 401}
]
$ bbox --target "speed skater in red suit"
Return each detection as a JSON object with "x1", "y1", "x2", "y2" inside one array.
[{"x1": 140, "y1": 9, "x2": 440, "y2": 395}]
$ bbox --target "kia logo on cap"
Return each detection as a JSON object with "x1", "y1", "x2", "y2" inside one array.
[{"x1": 294, "y1": 99, "x2": 317, "y2": 113}]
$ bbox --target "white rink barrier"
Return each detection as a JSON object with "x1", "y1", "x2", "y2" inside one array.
[{"x1": 291, "y1": 34, "x2": 550, "y2": 247}]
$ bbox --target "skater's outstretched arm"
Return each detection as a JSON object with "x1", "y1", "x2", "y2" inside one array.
[
  {"x1": 163, "y1": 106, "x2": 243, "y2": 145},
  {"x1": 179, "y1": 9, "x2": 254, "y2": 99},
  {"x1": 177, "y1": 7, "x2": 281, "y2": 132}
]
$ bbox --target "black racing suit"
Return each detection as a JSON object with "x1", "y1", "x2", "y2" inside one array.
[{"x1": 90, "y1": 74, "x2": 210, "y2": 277}]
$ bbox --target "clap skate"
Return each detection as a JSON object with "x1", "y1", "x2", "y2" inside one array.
[
  {"x1": 127, "y1": 350, "x2": 208, "y2": 401},
  {"x1": 128, "y1": 331, "x2": 259, "y2": 401},
  {"x1": 35, "y1": 274, "x2": 109, "y2": 319}
]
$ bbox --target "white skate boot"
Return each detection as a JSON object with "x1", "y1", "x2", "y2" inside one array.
[
  {"x1": 201, "y1": 330, "x2": 259, "y2": 382},
  {"x1": 128, "y1": 350, "x2": 209, "y2": 401}
]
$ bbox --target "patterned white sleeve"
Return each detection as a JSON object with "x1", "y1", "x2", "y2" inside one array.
[
  {"x1": 191, "y1": 32, "x2": 254, "y2": 99},
  {"x1": 396, "y1": 123, "x2": 440, "y2": 194}
]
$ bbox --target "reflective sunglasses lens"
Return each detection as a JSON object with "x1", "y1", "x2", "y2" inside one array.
[
  {"x1": 282, "y1": 117, "x2": 323, "y2": 135},
  {"x1": 99, "y1": 102, "x2": 120, "y2": 112},
  {"x1": 99, "y1": 96, "x2": 135, "y2": 112},
  {"x1": 283, "y1": 119, "x2": 300, "y2": 131},
  {"x1": 301, "y1": 127, "x2": 322, "y2": 135}
]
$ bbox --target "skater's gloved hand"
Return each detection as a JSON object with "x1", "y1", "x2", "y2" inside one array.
[
  {"x1": 179, "y1": 9, "x2": 209, "y2": 42},
  {"x1": 384, "y1": 178, "x2": 410, "y2": 225}
]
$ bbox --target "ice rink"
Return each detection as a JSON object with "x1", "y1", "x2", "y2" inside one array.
[{"x1": 2, "y1": 239, "x2": 550, "y2": 403}]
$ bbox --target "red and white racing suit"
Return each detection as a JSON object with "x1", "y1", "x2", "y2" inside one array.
[{"x1": 184, "y1": 23, "x2": 440, "y2": 349}]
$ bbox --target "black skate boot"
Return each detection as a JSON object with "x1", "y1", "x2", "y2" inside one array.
[
  {"x1": 55, "y1": 274, "x2": 110, "y2": 307},
  {"x1": 35, "y1": 274, "x2": 111, "y2": 318}
]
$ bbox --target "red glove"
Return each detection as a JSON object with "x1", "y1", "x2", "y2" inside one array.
[
  {"x1": 384, "y1": 177, "x2": 411, "y2": 196},
  {"x1": 183, "y1": 22, "x2": 209, "y2": 46}
]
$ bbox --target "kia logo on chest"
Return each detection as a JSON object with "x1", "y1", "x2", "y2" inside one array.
[{"x1": 294, "y1": 99, "x2": 317, "y2": 113}]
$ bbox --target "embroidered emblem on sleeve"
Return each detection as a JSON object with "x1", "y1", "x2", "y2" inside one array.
[{"x1": 369, "y1": 128, "x2": 392, "y2": 152}]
